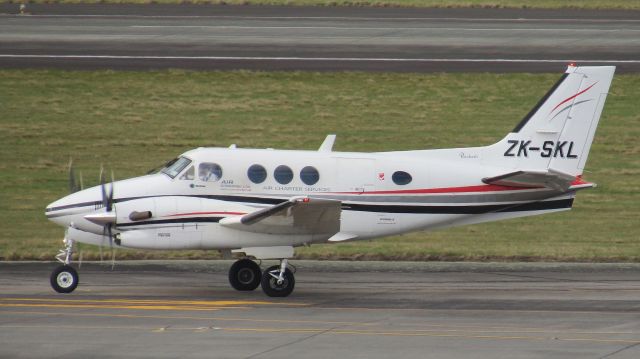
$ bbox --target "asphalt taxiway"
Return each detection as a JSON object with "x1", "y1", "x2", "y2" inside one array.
[
  {"x1": 1, "y1": 4, "x2": 639, "y2": 72},
  {"x1": 1, "y1": 261, "x2": 639, "y2": 358}
]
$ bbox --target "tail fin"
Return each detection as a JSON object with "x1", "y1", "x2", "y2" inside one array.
[{"x1": 483, "y1": 65, "x2": 615, "y2": 177}]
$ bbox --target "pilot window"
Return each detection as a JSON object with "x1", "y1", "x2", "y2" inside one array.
[
  {"x1": 199, "y1": 163, "x2": 223, "y2": 182},
  {"x1": 179, "y1": 165, "x2": 195, "y2": 180},
  {"x1": 161, "y1": 157, "x2": 192, "y2": 179}
]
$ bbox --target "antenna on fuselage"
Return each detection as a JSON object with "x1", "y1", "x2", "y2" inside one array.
[{"x1": 318, "y1": 134, "x2": 336, "y2": 152}]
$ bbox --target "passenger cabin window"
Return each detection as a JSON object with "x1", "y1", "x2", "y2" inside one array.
[
  {"x1": 199, "y1": 163, "x2": 223, "y2": 182},
  {"x1": 392, "y1": 171, "x2": 412, "y2": 185},
  {"x1": 161, "y1": 157, "x2": 192, "y2": 179},
  {"x1": 274, "y1": 165, "x2": 293, "y2": 184},
  {"x1": 248, "y1": 164, "x2": 267, "y2": 184},
  {"x1": 179, "y1": 166, "x2": 195, "y2": 180},
  {"x1": 300, "y1": 166, "x2": 319, "y2": 185}
]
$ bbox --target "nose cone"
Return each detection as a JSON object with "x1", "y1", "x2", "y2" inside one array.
[
  {"x1": 45, "y1": 198, "x2": 66, "y2": 228},
  {"x1": 45, "y1": 186, "x2": 102, "y2": 226},
  {"x1": 45, "y1": 193, "x2": 77, "y2": 226}
]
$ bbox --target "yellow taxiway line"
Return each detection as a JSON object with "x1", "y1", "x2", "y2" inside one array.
[{"x1": 0, "y1": 297, "x2": 308, "y2": 311}]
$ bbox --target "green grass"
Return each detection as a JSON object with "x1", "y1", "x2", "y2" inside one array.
[
  {"x1": 1, "y1": 70, "x2": 639, "y2": 261},
  {"x1": 5, "y1": 0, "x2": 640, "y2": 10}
]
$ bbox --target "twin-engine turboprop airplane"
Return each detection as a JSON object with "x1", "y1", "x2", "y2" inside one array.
[{"x1": 46, "y1": 65, "x2": 614, "y2": 297}]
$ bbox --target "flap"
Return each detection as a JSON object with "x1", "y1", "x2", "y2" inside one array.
[
  {"x1": 482, "y1": 169, "x2": 594, "y2": 191},
  {"x1": 328, "y1": 232, "x2": 358, "y2": 242},
  {"x1": 219, "y1": 196, "x2": 341, "y2": 235}
]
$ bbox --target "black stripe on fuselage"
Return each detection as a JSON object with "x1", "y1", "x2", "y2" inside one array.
[
  {"x1": 45, "y1": 194, "x2": 284, "y2": 213},
  {"x1": 110, "y1": 199, "x2": 573, "y2": 231},
  {"x1": 47, "y1": 194, "x2": 573, "y2": 217},
  {"x1": 344, "y1": 198, "x2": 573, "y2": 214}
]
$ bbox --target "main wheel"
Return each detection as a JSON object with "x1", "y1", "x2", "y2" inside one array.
[
  {"x1": 228, "y1": 259, "x2": 261, "y2": 291},
  {"x1": 261, "y1": 265, "x2": 295, "y2": 297},
  {"x1": 50, "y1": 265, "x2": 79, "y2": 293}
]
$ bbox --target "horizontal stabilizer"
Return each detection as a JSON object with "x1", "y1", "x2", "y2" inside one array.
[
  {"x1": 219, "y1": 197, "x2": 341, "y2": 236},
  {"x1": 482, "y1": 169, "x2": 594, "y2": 191}
]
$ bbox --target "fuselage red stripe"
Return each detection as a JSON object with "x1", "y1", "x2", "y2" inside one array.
[{"x1": 329, "y1": 184, "x2": 537, "y2": 195}]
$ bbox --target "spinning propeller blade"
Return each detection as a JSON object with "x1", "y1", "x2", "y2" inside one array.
[
  {"x1": 98, "y1": 165, "x2": 116, "y2": 249},
  {"x1": 68, "y1": 158, "x2": 81, "y2": 193}
]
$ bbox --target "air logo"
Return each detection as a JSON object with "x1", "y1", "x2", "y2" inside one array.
[{"x1": 504, "y1": 140, "x2": 578, "y2": 158}]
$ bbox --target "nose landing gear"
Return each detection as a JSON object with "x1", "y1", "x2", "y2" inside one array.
[{"x1": 50, "y1": 238, "x2": 79, "y2": 293}]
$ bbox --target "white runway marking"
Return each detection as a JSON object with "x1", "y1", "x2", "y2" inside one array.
[
  {"x1": 0, "y1": 55, "x2": 638, "y2": 63},
  {"x1": 3, "y1": 14, "x2": 640, "y2": 23},
  {"x1": 129, "y1": 25, "x2": 640, "y2": 32}
]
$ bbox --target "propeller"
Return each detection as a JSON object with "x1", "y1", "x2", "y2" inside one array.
[
  {"x1": 99, "y1": 165, "x2": 116, "y2": 249},
  {"x1": 68, "y1": 158, "x2": 84, "y2": 193},
  {"x1": 99, "y1": 166, "x2": 118, "y2": 269},
  {"x1": 67, "y1": 159, "x2": 84, "y2": 263},
  {"x1": 83, "y1": 165, "x2": 118, "y2": 261}
]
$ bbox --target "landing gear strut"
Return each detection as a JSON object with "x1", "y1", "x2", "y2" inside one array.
[
  {"x1": 261, "y1": 259, "x2": 295, "y2": 297},
  {"x1": 50, "y1": 238, "x2": 79, "y2": 293},
  {"x1": 228, "y1": 259, "x2": 261, "y2": 291}
]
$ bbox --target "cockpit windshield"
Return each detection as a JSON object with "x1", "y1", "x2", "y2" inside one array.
[{"x1": 160, "y1": 157, "x2": 192, "y2": 179}]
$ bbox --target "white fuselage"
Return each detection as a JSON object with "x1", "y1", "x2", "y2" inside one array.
[{"x1": 45, "y1": 146, "x2": 575, "y2": 251}]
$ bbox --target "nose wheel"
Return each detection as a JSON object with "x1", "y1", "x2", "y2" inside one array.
[
  {"x1": 50, "y1": 237, "x2": 79, "y2": 293},
  {"x1": 50, "y1": 265, "x2": 79, "y2": 293}
]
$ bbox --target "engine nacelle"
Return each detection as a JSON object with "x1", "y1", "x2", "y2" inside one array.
[{"x1": 118, "y1": 228, "x2": 203, "y2": 250}]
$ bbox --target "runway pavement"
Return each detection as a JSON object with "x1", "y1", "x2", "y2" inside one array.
[
  {"x1": 1, "y1": 4, "x2": 639, "y2": 72},
  {"x1": 1, "y1": 260, "x2": 639, "y2": 358}
]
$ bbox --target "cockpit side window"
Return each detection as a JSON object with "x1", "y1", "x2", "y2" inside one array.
[
  {"x1": 199, "y1": 163, "x2": 223, "y2": 182},
  {"x1": 161, "y1": 157, "x2": 192, "y2": 179},
  {"x1": 179, "y1": 165, "x2": 195, "y2": 180}
]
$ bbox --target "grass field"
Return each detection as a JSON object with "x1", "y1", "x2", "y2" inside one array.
[
  {"x1": 1, "y1": 69, "x2": 639, "y2": 261},
  {"x1": 4, "y1": 0, "x2": 640, "y2": 10}
]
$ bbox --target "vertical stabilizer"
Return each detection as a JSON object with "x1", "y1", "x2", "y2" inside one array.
[{"x1": 483, "y1": 65, "x2": 615, "y2": 176}]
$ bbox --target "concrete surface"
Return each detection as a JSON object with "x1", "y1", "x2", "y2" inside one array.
[
  {"x1": 1, "y1": 260, "x2": 639, "y2": 358},
  {"x1": 0, "y1": 4, "x2": 639, "y2": 72}
]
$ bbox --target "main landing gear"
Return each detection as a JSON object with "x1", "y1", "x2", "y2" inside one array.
[
  {"x1": 228, "y1": 258, "x2": 261, "y2": 291},
  {"x1": 228, "y1": 258, "x2": 295, "y2": 297},
  {"x1": 50, "y1": 238, "x2": 79, "y2": 293}
]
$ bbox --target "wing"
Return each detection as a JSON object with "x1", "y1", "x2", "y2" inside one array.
[
  {"x1": 219, "y1": 196, "x2": 342, "y2": 235},
  {"x1": 482, "y1": 169, "x2": 595, "y2": 191}
]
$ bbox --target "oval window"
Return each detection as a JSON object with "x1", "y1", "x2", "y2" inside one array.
[
  {"x1": 274, "y1": 165, "x2": 293, "y2": 184},
  {"x1": 392, "y1": 171, "x2": 412, "y2": 185},
  {"x1": 247, "y1": 164, "x2": 267, "y2": 184},
  {"x1": 199, "y1": 163, "x2": 223, "y2": 182},
  {"x1": 300, "y1": 166, "x2": 320, "y2": 186}
]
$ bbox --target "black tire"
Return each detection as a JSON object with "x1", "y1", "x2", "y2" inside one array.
[
  {"x1": 228, "y1": 259, "x2": 261, "y2": 291},
  {"x1": 50, "y1": 265, "x2": 79, "y2": 293},
  {"x1": 261, "y1": 265, "x2": 295, "y2": 297}
]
